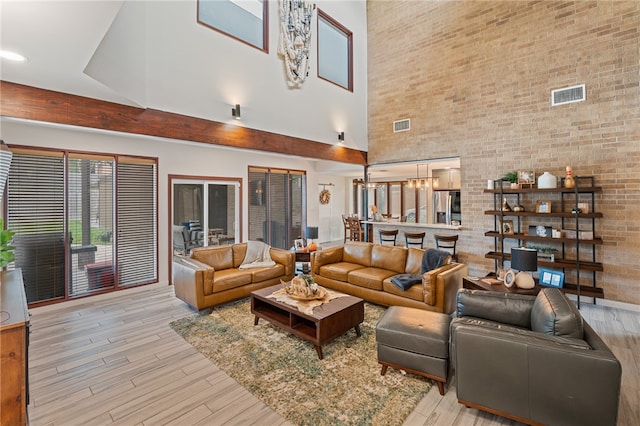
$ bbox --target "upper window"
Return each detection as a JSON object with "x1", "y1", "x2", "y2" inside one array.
[
  {"x1": 198, "y1": 0, "x2": 268, "y2": 52},
  {"x1": 317, "y1": 10, "x2": 353, "y2": 91}
]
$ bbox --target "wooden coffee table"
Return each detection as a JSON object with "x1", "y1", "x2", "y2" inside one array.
[{"x1": 250, "y1": 285, "x2": 364, "y2": 360}]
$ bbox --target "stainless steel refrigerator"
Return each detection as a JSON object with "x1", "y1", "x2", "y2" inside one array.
[{"x1": 433, "y1": 190, "x2": 461, "y2": 225}]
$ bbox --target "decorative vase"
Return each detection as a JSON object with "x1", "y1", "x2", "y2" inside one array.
[
  {"x1": 502, "y1": 198, "x2": 512, "y2": 212},
  {"x1": 564, "y1": 166, "x2": 575, "y2": 189},
  {"x1": 537, "y1": 172, "x2": 556, "y2": 189}
]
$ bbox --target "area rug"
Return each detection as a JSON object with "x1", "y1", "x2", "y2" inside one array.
[{"x1": 170, "y1": 299, "x2": 431, "y2": 425}]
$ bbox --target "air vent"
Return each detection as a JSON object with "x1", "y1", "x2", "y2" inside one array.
[
  {"x1": 393, "y1": 119, "x2": 411, "y2": 133},
  {"x1": 551, "y1": 84, "x2": 586, "y2": 106}
]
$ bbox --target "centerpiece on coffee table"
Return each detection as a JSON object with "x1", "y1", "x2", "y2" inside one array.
[{"x1": 282, "y1": 274, "x2": 327, "y2": 300}]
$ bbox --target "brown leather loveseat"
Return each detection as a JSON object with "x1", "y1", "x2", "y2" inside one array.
[
  {"x1": 311, "y1": 241, "x2": 467, "y2": 314},
  {"x1": 173, "y1": 243, "x2": 295, "y2": 311}
]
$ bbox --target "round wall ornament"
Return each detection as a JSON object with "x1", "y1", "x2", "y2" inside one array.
[{"x1": 319, "y1": 189, "x2": 331, "y2": 205}]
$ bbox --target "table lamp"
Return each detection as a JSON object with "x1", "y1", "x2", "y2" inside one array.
[
  {"x1": 306, "y1": 226, "x2": 319, "y2": 251},
  {"x1": 510, "y1": 247, "x2": 538, "y2": 289}
]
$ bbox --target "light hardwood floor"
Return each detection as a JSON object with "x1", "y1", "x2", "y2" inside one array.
[{"x1": 27, "y1": 283, "x2": 639, "y2": 425}]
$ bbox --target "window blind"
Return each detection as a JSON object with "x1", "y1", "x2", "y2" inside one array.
[{"x1": 116, "y1": 160, "x2": 157, "y2": 287}]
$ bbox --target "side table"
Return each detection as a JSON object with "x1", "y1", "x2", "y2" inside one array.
[
  {"x1": 295, "y1": 251, "x2": 311, "y2": 274},
  {"x1": 463, "y1": 276, "x2": 541, "y2": 296}
]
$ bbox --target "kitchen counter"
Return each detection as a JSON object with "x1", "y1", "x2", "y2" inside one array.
[{"x1": 362, "y1": 221, "x2": 462, "y2": 246}]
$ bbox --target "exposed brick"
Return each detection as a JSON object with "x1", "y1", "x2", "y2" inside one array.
[{"x1": 367, "y1": 1, "x2": 640, "y2": 305}]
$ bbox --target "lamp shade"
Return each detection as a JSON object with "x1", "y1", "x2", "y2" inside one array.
[
  {"x1": 306, "y1": 226, "x2": 318, "y2": 240},
  {"x1": 511, "y1": 247, "x2": 538, "y2": 272}
]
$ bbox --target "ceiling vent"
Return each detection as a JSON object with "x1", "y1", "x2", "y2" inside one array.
[
  {"x1": 393, "y1": 118, "x2": 411, "y2": 133},
  {"x1": 551, "y1": 84, "x2": 586, "y2": 106}
]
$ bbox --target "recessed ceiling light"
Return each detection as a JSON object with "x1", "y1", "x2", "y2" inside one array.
[{"x1": 0, "y1": 50, "x2": 27, "y2": 61}]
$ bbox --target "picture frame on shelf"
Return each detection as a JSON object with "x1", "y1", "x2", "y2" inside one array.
[
  {"x1": 500, "y1": 219, "x2": 514, "y2": 235},
  {"x1": 529, "y1": 225, "x2": 553, "y2": 238},
  {"x1": 536, "y1": 200, "x2": 552, "y2": 213},
  {"x1": 539, "y1": 268, "x2": 564, "y2": 288},
  {"x1": 518, "y1": 170, "x2": 535, "y2": 187}
]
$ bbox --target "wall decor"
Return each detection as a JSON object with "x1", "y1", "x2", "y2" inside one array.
[
  {"x1": 319, "y1": 189, "x2": 331, "y2": 204},
  {"x1": 278, "y1": 0, "x2": 315, "y2": 87}
]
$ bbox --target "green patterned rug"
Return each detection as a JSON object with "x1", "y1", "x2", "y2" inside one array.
[{"x1": 170, "y1": 298, "x2": 431, "y2": 425}]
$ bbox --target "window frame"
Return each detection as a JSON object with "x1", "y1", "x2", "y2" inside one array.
[
  {"x1": 197, "y1": 0, "x2": 269, "y2": 53},
  {"x1": 317, "y1": 9, "x2": 353, "y2": 92}
]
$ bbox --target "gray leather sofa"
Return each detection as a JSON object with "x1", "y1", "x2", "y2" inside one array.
[{"x1": 450, "y1": 288, "x2": 621, "y2": 426}]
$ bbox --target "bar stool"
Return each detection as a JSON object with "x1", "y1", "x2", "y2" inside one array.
[
  {"x1": 404, "y1": 231, "x2": 426, "y2": 249},
  {"x1": 379, "y1": 229, "x2": 398, "y2": 245},
  {"x1": 348, "y1": 217, "x2": 365, "y2": 241},
  {"x1": 434, "y1": 234, "x2": 458, "y2": 261},
  {"x1": 342, "y1": 214, "x2": 352, "y2": 243}
]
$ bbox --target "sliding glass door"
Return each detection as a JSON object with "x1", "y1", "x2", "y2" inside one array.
[
  {"x1": 248, "y1": 167, "x2": 305, "y2": 250},
  {"x1": 6, "y1": 149, "x2": 158, "y2": 304},
  {"x1": 171, "y1": 178, "x2": 240, "y2": 255}
]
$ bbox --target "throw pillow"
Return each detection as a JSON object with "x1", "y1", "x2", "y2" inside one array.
[{"x1": 531, "y1": 288, "x2": 583, "y2": 339}]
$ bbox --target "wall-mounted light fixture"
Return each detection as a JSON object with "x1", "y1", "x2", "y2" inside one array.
[
  {"x1": 338, "y1": 131, "x2": 345, "y2": 142},
  {"x1": 231, "y1": 104, "x2": 241, "y2": 119}
]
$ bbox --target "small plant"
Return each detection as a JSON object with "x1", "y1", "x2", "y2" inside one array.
[
  {"x1": 501, "y1": 171, "x2": 518, "y2": 183},
  {"x1": 0, "y1": 219, "x2": 16, "y2": 268}
]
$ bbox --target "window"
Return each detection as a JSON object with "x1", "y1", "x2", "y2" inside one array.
[
  {"x1": 317, "y1": 9, "x2": 353, "y2": 91},
  {"x1": 198, "y1": 0, "x2": 268, "y2": 52}
]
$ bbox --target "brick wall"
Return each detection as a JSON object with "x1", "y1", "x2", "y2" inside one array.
[{"x1": 367, "y1": 1, "x2": 640, "y2": 304}]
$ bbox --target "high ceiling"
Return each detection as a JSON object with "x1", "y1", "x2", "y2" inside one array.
[{"x1": 0, "y1": 1, "x2": 456, "y2": 180}]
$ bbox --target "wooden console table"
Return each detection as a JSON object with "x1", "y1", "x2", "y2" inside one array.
[{"x1": 1, "y1": 269, "x2": 29, "y2": 425}]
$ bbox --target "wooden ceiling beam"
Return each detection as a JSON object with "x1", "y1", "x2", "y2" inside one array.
[{"x1": 0, "y1": 81, "x2": 367, "y2": 165}]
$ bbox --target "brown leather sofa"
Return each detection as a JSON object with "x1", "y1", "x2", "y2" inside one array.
[
  {"x1": 311, "y1": 241, "x2": 467, "y2": 314},
  {"x1": 173, "y1": 243, "x2": 295, "y2": 311},
  {"x1": 450, "y1": 288, "x2": 621, "y2": 425}
]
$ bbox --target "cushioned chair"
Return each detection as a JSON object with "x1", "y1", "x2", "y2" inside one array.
[
  {"x1": 379, "y1": 229, "x2": 398, "y2": 245},
  {"x1": 172, "y1": 225, "x2": 202, "y2": 255},
  {"x1": 450, "y1": 288, "x2": 621, "y2": 426},
  {"x1": 434, "y1": 234, "x2": 458, "y2": 261},
  {"x1": 404, "y1": 231, "x2": 426, "y2": 248}
]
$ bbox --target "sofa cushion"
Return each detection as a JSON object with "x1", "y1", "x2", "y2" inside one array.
[
  {"x1": 343, "y1": 242, "x2": 372, "y2": 267},
  {"x1": 531, "y1": 288, "x2": 583, "y2": 339},
  {"x1": 371, "y1": 245, "x2": 408, "y2": 274},
  {"x1": 192, "y1": 246, "x2": 234, "y2": 270},
  {"x1": 405, "y1": 248, "x2": 424, "y2": 274},
  {"x1": 250, "y1": 264, "x2": 285, "y2": 282},
  {"x1": 383, "y1": 278, "x2": 425, "y2": 301},
  {"x1": 212, "y1": 268, "x2": 252, "y2": 292},
  {"x1": 348, "y1": 267, "x2": 396, "y2": 290},
  {"x1": 390, "y1": 274, "x2": 422, "y2": 290},
  {"x1": 318, "y1": 262, "x2": 365, "y2": 282},
  {"x1": 232, "y1": 244, "x2": 248, "y2": 268}
]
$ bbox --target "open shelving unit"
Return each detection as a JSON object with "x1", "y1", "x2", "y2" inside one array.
[{"x1": 485, "y1": 176, "x2": 603, "y2": 305}]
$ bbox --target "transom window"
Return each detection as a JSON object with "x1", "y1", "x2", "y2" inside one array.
[
  {"x1": 317, "y1": 9, "x2": 353, "y2": 91},
  {"x1": 198, "y1": 0, "x2": 268, "y2": 52}
]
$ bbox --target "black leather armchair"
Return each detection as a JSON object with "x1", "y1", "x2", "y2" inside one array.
[{"x1": 450, "y1": 288, "x2": 621, "y2": 426}]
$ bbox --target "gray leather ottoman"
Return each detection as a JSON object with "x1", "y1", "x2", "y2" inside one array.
[{"x1": 376, "y1": 306, "x2": 451, "y2": 395}]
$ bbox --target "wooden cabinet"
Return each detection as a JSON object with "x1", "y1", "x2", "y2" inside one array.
[
  {"x1": 1, "y1": 269, "x2": 29, "y2": 425},
  {"x1": 433, "y1": 168, "x2": 460, "y2": 190},
  {"x1": 484, "y1": 177, "x2": 603, "y2": 303}
]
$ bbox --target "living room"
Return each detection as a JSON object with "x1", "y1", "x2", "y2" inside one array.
[{"x1": 1, "y1": 1, "x2": 638, "y2": 425}]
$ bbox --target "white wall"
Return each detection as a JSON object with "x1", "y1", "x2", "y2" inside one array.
[
  {"x1": 1, "y1": 118, "x2": 359, "y2": 284},
  {"x1": 85, "y1": 0, "x2": 368, "y2": 152}
]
